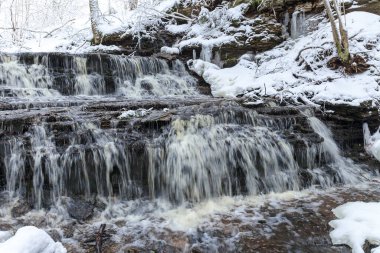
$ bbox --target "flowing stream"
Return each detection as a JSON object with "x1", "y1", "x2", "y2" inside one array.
[{"x1": 0, "y1": 53, "x2": 376, "y2": 252}]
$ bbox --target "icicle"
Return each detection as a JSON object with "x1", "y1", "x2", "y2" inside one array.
[
  {"x1": 283, "y1": 12, "x2": 290, "y2": 37},
  {"x1": 200, "y1": 44, "x2": 213, "y2": 62},
  {"x1": 291, "y1": 9, "x2": 306, "y2": 39}
]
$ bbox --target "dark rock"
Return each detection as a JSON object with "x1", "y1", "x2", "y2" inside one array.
[
  {"x1": 11, "y1": 200, "x2": 32, "y2": 218},
  {"x1": 67, "y1": 198, "x2": 94, "y2": 221},
  {"x1": 47, "y1": 229, "x2": 62, "y2": 242}
]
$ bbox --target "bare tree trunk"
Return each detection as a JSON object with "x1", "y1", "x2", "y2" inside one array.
[
  {"x1": 332, "y1": 0, "x2": 350, "y2": 63},
  {"x1": 323, "y1": 0, "x2": 351, "y2": 64},
  {"x1": 89, "y1": 0, "x2": 102, "y2": 45}
]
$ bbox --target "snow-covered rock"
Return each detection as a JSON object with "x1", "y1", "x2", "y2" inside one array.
[
  {"x1": 363, "y1": 123, "x2": 380, "y2": 161},
  {"x1": 189, "y1": 11, "x2": 380, "y2": 106},
  {"x1": 0, "y1": 226, "x2": 66, "y2": 253},
  {"x1": 329, "y1": 202, "x2": 380, "y2": 253},
  {"x1": 161, "y1": 46, "x2": 180, "y2": 55}
]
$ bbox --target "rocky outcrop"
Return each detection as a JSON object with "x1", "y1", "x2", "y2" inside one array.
[{"x1": 316, "y1": 101, "x2": 380, "y2": 168}]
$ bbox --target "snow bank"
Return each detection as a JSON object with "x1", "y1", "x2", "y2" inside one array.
[
  {"x1": 190, "y1": 12, "x2": 380, "y2": 105},
  {"x1": 188, "y1": 57, "x2": 257, "y2": 97},
  {"x1": 329, "y1": 202, "x2": 380, "y2": 253},
  {"x1": 0, "y1": 226, "x2": 66, "y2": 253}
]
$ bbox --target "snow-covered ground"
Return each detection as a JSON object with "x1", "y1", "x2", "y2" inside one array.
[
  {"x1": 0, "y1": 226, "x2": 66, "y2": 253},
  {"x1": 189, "y1": 11, "x2": 380, "y2": 106}
]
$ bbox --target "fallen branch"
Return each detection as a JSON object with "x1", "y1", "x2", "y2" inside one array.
[
  {"x1": 95, "y1": 224, "x2": 106, "y2": 253},
  {"x1": 295, "y1": 46, "x2": 324, "y2": 61}
]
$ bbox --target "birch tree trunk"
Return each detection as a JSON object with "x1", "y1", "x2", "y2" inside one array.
[{"x1": 89, "y1": 0, "x2": 102, "y2": 45}]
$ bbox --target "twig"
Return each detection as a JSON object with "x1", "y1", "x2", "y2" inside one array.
[
  {"x1": 349, "y1": 29, "x2": 363, "y2": 40},
  {"x1": 74, "y1": 40, "x2": 89, "y2": 52},
  {"x1": 0, "y1": 27, "x2": 47, "y2": 34},
  {"x1": 44, "y1": 19, "x2": 75, "y2": 38}
]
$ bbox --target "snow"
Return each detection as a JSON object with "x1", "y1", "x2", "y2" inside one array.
[
  {"x1": 188, "y1": 58, "x2": 257, "y2": 97},
  {"x1": 161, "y1": 46, "x2": 180, "y2": 55},
  {"x1": 189, "y1": 12, "x2": 380, "y2": 106},
  {"x1": 175, "y1": 4, "x2": 250, "y2": 53},
  {"x1": 329, "y1": 202, "x2": 380, "y2": 253},
  {"x1": 0, "y1": 226, "x2": 66, "y2": 253},
  {"x1": 0, "y1": 232, "x2": 12, "y2": 243},
  {"x1": 118, "y1": 108, "x2": 153, "y2": 119}
]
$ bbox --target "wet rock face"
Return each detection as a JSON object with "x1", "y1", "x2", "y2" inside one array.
[
  {"x1": 11, "y1": 199, "x2": 32, "y2": 218},
  {"x1": 317, "y1": 102, "x2": 380, "y2": 168},
  {"x1": 0, "y1": 95, "x2": 366, "y2": 209}
]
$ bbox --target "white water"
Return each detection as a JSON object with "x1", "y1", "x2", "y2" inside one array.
[
  {"x1": 0, "y1": 54, "x2": 199, "y2": 99},
  {"x1": 0, "y1": 105, "x2": 369, "y2": 208},
  {"x1": 0, "y1": 55, "x2": 58, "y2": 97}
]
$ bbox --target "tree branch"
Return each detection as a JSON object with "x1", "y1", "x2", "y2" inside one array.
[{"x1": 44, "y1": 19, "x2": 75, "y2": 38}]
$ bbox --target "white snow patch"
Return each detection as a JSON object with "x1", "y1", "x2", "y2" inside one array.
[
  {"x1": 329, "y1": 202, "x2": 380, "y2": 253},
  {"x1": 0, "y1": 226, "x2": 66, "y2": 253}
]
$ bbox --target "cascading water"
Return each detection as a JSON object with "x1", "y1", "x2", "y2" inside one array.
[
  {"x1": 1, "y1": 122, "x2": 139, "y2": 208},
  {"x1": 148, "y1": 108, "x2": 368, "y2": 203},
  {"x1": 0, "y1": 99, "x2": 369, "y2": 208},
  {"x1": 0, "y1": 54, "x2": 57, "y2": 97},
  {"x1": 72, "y1": 57, "x2": 106, "y2": 95},
  {"x1": 110, "y1": 56, "x2": 198, "y2": 97},
  {"x1": 0, "y1": 53, "x2": 199, "y2": 99},
  {"x1": 148, "y1": 116, "x2": 301, "y2": 203}
]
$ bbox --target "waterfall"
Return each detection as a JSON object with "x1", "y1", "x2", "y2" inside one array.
[
  {"x1": 291, "y1": 9, "x2": 306, "y2": 39},
  {"x1": 147, "y1": 108, "x2": 368, "y2": 203},
  {"x1": 0, "y1": 53, "x2": 199, "y2": 98},
  {"x1": 73, "y1": 57, "x2": 106, "y2": 95},
  {"x1": 0, "y1": 54, "x2": 58, "y2": 97},
  {"x1": 0, "y1": 102, "x2": 368, "y2": 208},
  {"x1": 1, "y1": 122, "x2": 137, "y2": 208},
  {"x1": 148, "y1": 115, "x2": 301, "y2": 203},
  {"x1": 110, "y1": 56, "x2": 198, "y2": 97}
]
